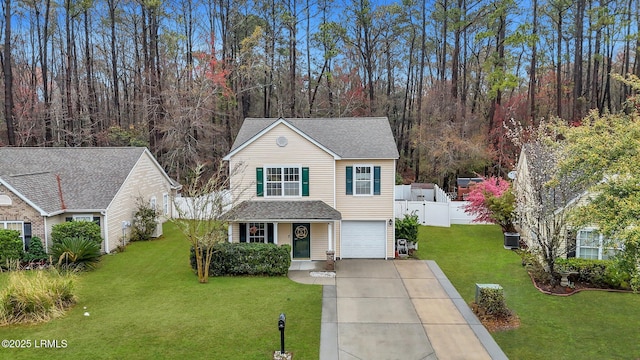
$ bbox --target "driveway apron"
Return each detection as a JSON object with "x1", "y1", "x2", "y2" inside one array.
[{"x1": 320, "y1": 260, "x2": 507, "y2": 360}]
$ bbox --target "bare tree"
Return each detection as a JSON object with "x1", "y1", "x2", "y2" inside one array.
[
  {"x1": 3, "y1": 0, "x2": 17, "y2": 145},
  {"x1": 172, "y1": 162, "x2": 248, "y2": 283}
]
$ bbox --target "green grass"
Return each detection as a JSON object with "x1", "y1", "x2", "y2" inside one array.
[
  {"x1": 0, "y1": 223, "x2": 321, "y2": 359},
  {"x1": 416, "y1": 224, "x2": 640, "y2": 360}
]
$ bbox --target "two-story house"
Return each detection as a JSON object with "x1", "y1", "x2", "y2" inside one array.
[{"x1": 222, "y1": 117, "x2": 399, "y2": 260}]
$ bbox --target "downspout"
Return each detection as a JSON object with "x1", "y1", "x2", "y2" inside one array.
[
  {"x1": 101, "y1": 211, "x2": 109, "y2": 253},
  {"x1": 43, "y1": 216, "x2": 49, "y2": 253}
]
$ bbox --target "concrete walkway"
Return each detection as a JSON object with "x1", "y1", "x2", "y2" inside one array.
[{"x1": 288, "y1": 259, "x2": 508, "y2": 360}]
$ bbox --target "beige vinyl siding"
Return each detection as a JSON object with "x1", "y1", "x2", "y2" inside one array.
[
  {"x1": 336, "y1": 159, "x2": 395, "y2": 219},
  {"x1": 277, "y1": 223, "x2": 292, "y2": 247},
  {"x1": 335, "y1": 159, "x2": 396, "y2": 259},
  {"x1": 310, "y1": 223, "x2": 329, "y2": 260},
  {"x1": 105, "y1": 152, "x2": 174, "y2": 252},
  {"x1": 229, "y1": 123, "x2": 336, "y2": 205}
]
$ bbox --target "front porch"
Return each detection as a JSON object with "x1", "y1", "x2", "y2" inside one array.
[{"x1": 223, "y1": 200, "x2": 342, "y2": 261}]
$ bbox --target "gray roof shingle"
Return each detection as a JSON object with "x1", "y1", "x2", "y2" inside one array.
[
  {"x1": 0, "y1": 147, "x2": 148, "y2": 214},
  {"x1": 230, "y1": 117, "x2": 399, "y2": 159},
  {"x1": 222, "y1": 200, "x2": 342, "y2": 221}
]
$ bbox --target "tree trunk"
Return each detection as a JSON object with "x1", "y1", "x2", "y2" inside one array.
[{"x1": 4, "y1": 0, "x2": 16, "y2": 146}]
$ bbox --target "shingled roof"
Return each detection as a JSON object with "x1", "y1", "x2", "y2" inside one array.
[
  {"x1": 0, "y1": 147, "x2": 173, "y2": 215},
  {"x1": 227, "y1": 117, "x2": 399, "y2": 159},
  {"x1": 222, "y1": 200, "x2": 342, "y2": 221}
]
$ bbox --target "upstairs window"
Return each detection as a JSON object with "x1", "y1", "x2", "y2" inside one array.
[
  {"x1": 346, "y1": 165, "x2": 381, "y2": 195},
  {"x1": 257, "y1": 166, "x2": 309, "y2": 197}
]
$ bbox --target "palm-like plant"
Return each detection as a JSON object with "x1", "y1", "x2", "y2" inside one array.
[{"x1": 51, "y1": 237, "x2": 102, "y2": 271}]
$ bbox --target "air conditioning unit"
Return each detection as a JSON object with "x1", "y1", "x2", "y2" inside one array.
[
  {"x1": 151, "y1": 221, "x2": 163, "y2": 238},
  {"x1": 504, "y1": 232, "x2": 520, "y2": 249}
]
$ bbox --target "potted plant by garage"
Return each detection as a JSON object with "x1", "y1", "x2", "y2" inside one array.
[
  {"x1": 395, "y1": 213, "x2": 420, "y2": 255},
  {"x1": 463, "y1": 176, "x2": 519, "y2": 249}
]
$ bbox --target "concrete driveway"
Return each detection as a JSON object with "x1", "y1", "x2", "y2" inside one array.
[{"x1": 318, "y1": 260, "x2": 507, "y2": 360}]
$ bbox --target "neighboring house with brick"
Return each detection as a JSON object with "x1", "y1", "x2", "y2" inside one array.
[
  {"x1": 222, "y1": 117, "x2": 399, "y2": 260},
  {"x1": 0, "y1": 147, "x2": 180, "y2": 253}
]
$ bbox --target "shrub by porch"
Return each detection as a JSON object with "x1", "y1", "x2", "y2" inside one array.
[{"x1": 190, "y1": 243, "x2": 291, "y2": 277}]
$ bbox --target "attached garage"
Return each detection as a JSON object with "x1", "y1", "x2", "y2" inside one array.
[{"x1": 340, "y1": 221, "x2": 387, "y2": 258}]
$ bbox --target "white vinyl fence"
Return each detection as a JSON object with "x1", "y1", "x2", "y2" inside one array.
[
  {"x1": 173, "y1": 191, "x2": 232, "y2": 219},
  {"x1": 395, "y1": 184, "x2": 480, "y2": 227}
]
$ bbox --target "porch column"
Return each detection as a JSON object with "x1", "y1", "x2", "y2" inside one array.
[
  {"x1": 274, "y1": 223, "x2": 278, "y2": 244},
  {"x1": 228, "y1": 224, "x2": 233, "y2": 243},
  {"x1": 328, "y1": 222, "x2": 333, "y2": 251}
]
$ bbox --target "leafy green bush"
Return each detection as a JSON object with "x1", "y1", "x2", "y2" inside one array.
[
  {"x1": 130, "y1": 200, "x2": 159, "y2": 242},
  {"x1": 51, "y1": 221, "x2": 102, "y2": 245},
  {"x1": 190, "y1": 243, "x2": 291, "y2": 277},
  {"x1": 23, "y1": 237, "x2": 48, "y2": 263},
  {"x1": 395, "y1": 213, "x2": 419, "y2": 243},
  {"x1": 0, "y1": 229, "x2": 24, "y2": 268},
  {"x1": 477, "y1": 286, "x2": 510, "y2": 318},
  {"x1": 51, "y1": 237, "x2": 102, "y2": 271},
  {"x1": 555, "y1": 258, "x2": 627, "y2": 288},
  {"x1": 0, "y1": 269, "x2": 76, "y2": 325}
]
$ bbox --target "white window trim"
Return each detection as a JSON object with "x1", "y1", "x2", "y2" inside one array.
[
  {"x1": 247, "y1": 222, "x2": 268, "y2": 243},
  {"x1": 576, "y1": 228, "x2": 623, "y2": 260},
  {"x1": 162, "y1": 193, "x2": 169, "y2": 216},
  {"x1": 73, "y1": 214, "x2": 94, "y2": 222},
  {"x1": 1, "y1": 221, "x2": 25, "y2": 250},
  {"x1": 150, "y1": 196, "x2": 157, "y2": 211},
  {"x1": 353, "y1": 164, "x2": 374, "y2": 196},
  {"x1": 264, "y1": 165, "x2": 302, "y2": 198}
]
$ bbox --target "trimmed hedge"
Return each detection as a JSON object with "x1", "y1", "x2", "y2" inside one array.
[
  {"x1": 0, "y1": 229, "x2": 24, "y2": 268},
  {"x1": 190, "y1": 243, "x2": 292, "y2": 277},
  {"x1": 477, "y1": 286, "x2": 510, "y2": 318}
]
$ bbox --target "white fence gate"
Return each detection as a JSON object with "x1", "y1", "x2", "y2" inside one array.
[{"x1": 394, "y1": 184, "x2": 480, "y2": 227}]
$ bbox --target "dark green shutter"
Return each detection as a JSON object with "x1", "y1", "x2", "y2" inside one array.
[
  {"x1": 267, "y1": 223, "x2": 274, "y2": 243},
  {"x1": 256, "y1": 168, "x2": 264, "y2": 197},
  {"x1": 239, "y1": 223, "x2": 247, "y2": 243},
  {"x1": 302, "y1": 167, "x2": 309, "y2": 196},
  {"x1": 65, "y1": 217, "x2": 73, "y2": 222},
  {"x1": 374, "y1": 166, "x2": 381, "y2": 195},
  {"x1": 346, "y1": 166, "x2": 353, "y2": 195}
]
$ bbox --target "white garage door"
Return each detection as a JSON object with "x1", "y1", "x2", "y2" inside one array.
[{"x1": 341, "y1": 221, "x2": 386, "y2": 258}]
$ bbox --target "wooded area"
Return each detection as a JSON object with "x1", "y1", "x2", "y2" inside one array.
[{"x1": 1, "y1": 0, "x2": 638, "y2": 187}]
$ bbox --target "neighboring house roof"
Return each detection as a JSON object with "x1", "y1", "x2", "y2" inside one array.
[
  {"x1": 0, "y1": 147, "x2": 178, "y2": 216},
  {"x1": 225, "y1": 117, "x2": 400, "y2": 160},
  {"x1": 222, "y1": 200, "x2": 342, "y2": 221},
  {"x1": 517, "y1": 143, "x2": 588, "y2": 211}
]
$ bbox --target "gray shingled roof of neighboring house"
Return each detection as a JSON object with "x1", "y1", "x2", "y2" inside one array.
[
  {"x1": 0, "y1": 147, "x2": 149, "y2": 214},
  {"x1": 520, "y1": 143, "x2": 587, "y2": 209},
  {"x1": 230, "y1": 117, "x2": 400, "y2": 159},
  {"x1": 222, "y1": 200, "x2": 342, "y2": 221}
]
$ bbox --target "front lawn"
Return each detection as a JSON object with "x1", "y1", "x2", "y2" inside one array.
[
  {"x1": 416, "y1": 225, "x2": 640, "y2": 359},
  {"x1": 0, "y1": 222, "x2": 321, "y2": 359}
]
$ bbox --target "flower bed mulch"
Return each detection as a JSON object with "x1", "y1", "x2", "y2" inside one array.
[
  {"x1": 470, "y1": 303, "x2": 521, "y2": 332},
  {"x1": 527, "y1": 272, "x2": 633, "y2": 296}
]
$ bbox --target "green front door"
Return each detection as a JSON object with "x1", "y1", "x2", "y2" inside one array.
[{"x1": 292, "y1": 223, "x2": 310, "y2": 259}]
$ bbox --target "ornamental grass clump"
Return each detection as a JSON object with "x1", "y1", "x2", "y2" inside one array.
[{"x1": 0, "y1": 269, "x2": 76, "y2": 326}]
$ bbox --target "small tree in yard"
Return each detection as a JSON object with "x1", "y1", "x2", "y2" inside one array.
[
  {"x1": 172, "y1": 161, "x2": 247, "y2": 283},
  {"x1": 508, "y1": 119, "x2": 583, "y2": 285},
  {"x1": 464, "y1": 176, "x2": 516, "y2": 233}
]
